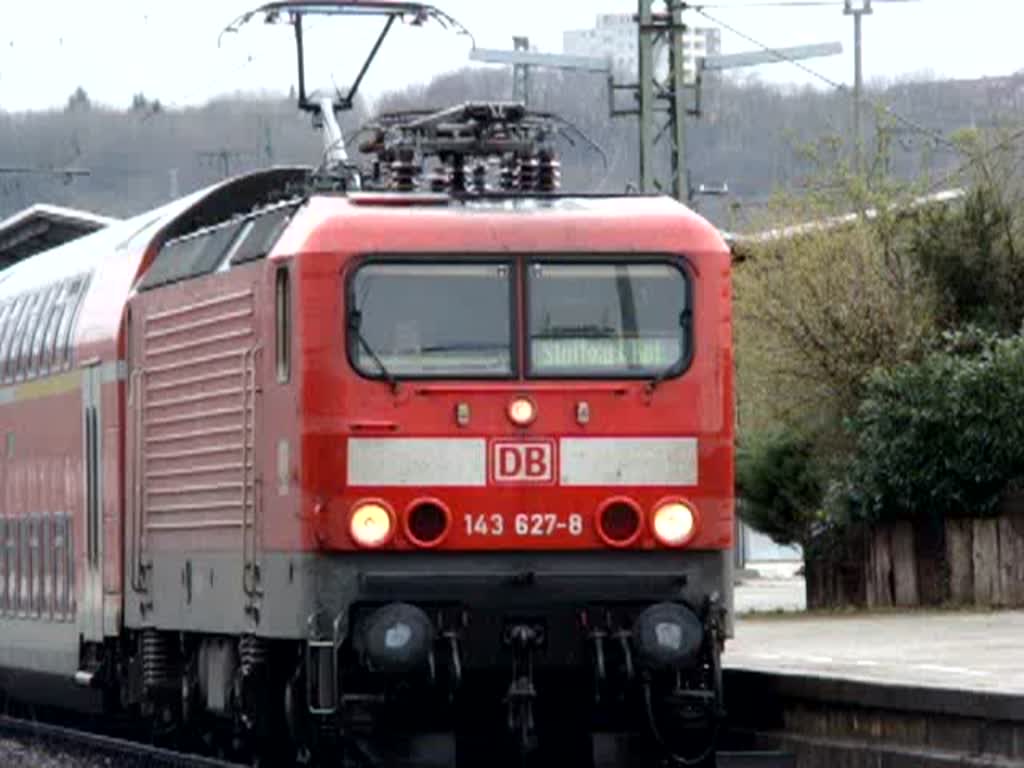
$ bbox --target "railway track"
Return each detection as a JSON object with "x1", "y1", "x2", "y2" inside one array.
[
  {"x1": 0, "y1": 709, "x2": 796, "y2": 768},
  {"x1": 0, "y1": 713, "x2": 249, "y2": 768}
]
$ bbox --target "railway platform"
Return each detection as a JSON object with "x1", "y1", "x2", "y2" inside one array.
[
  {"x1": 722, "y1": 609, "x2": 1024, "y2": 766},
  {"x1": 727, "y1": 609, "x2": 1024, "y2": 695}
]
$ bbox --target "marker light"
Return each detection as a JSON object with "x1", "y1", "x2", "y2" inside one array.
[
  {"x1": 406, "y1": 501, "x2": 451, "y2": 548},
  {"x1": 350, "y1": 502, "x2": 394, "y2": 548},
  {"x1": 596, "y1": 498, "x2": 643, "y2": 548},
  {"x1": 508, "y1": 397, "x2": 537, "y2": 426},
  {"x1": 652, "y1": 502, "x2": 697, "y2": 547}
]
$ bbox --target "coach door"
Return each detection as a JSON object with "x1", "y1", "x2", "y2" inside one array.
[{"x1": 81, "y1": 363, "x2": 104, "y2": 641}]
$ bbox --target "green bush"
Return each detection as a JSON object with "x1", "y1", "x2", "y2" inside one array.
[
  {"x1": 841, "y1": 331, "x2": 1024, "y2": 522},
  {"x1": 737, "y1": 430, "x2": 825, "y2": 548},
  {"x1": 909, "y1": 185, "x2": 1024, "y2": 334}
]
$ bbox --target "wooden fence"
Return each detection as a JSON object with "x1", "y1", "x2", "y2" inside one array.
[{"x1": 805, "y1": 507, "x2": 1024, "y2": 610}]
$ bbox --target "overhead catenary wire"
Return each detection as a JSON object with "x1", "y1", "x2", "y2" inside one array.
[
  {"x1": 691, "y1": 0, "x2": 1024, "y2": 207},
  {"x1": 694, "y1": 6, "x2": 957, "y2": 152},
  {"x1": 697, "y1": 0, "x2": 918, "y2": 7}
]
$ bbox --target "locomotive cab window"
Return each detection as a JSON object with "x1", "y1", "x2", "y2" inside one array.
[
  {"x1": 349, "y1": 261, "x2": 514, "y2": 378},
  {"x1": 527, "y1": 260, "x2": 690, "y2": 378}
]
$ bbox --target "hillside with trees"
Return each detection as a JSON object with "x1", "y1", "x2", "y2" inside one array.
[
  {"x1": 734, "y1": 124, "x2": 1024, "y2": 609},
  {"x1": 2, "y1": 67, "x2": 1023, "y2": 226},
  {"x1": 6, "y1": 64, "x2": 1024, "y2": 608}
]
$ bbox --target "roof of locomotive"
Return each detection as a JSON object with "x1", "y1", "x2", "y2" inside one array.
[
  {"x1": 0, "y1": 169, "x2": 727, "y2": 306},
  {"x1": 341, "y1": 191, "x2": 706, "y2": 215},
  {"x1": 274, "y1": 190, "x2": 731, "y2": 258}
]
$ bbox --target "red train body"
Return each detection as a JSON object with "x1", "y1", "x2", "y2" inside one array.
[
  {"x1": 0, "y1": 9, "x2": 736, "y2": 760},
  {"x1": 0, "y1": 164, "x2": 735, "y2": 764}
]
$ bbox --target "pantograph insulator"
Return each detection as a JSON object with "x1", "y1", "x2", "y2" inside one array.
[
  {"x1": 450, "y1": 156, "x2": 468, "y2": 194},
  {"x1": 429, "y1": 167, "x2": 450, "y2": 192},
  {"x1": 518, "y1": 155, "x2": 539, "y2": 192},
  {"x1": 499, "y1": 157, "x2": 519, "y2": 191},
  {"x1": 472, "y1": 164, "x2": 488, "y2": 194},
  {"x1": 390, "y1": 150, "x2": 419, "y2": 192},
  {"x1": 538, "y1": 152, "x2": 562, "y2": 193}
]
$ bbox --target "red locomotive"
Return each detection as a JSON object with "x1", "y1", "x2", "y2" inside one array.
[{"x1": 0, "y1": 3, "x2": 735, "y2": 766}]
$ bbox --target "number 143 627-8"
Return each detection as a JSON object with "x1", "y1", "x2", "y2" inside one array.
[{"x1": 464, "y1": 513, "x2": 584, "y2": 537}]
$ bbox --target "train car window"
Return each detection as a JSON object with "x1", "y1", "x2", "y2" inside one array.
[
  {"x1": 55, "y1": 513, "x2": 67, "y2": 618},
  {"x1": 16, "y1": 288, "x2": 48, "y2": 380},
  {"x1": 349, "y1": 261, "x2": 515, "y2": 379},
  {"x1": 35, "y1": 284, "x2": 63, "y2": 376},
  {"x1": 27, "y1": 284, "x2": 59, "y2": 379},
  {"x1": 0, "y1": 518, "x2": 6, "y2": 616},
  {"x1": 41, "y1": 514, "x2": 51, "y2": 618},
  {"x1": 231, "y1": 206, "x2": 296, "y2": 265},
  {"x1": 9, "y1": 291, "x2": 40, "y2": 382},
  {"x1": 29, "y1": 516, "x2": 39, "y2": 617},
  {"x1": 45, "y1": 280, "x2": 74, "y2": 371},
  {"x1": 276, "y1": 267, "x2": 291, "y2": 383},
  {"x1": 55, "y1": 276, "x2": 88, "y2": 371},
  {"x1": 40, "y1": 282, "x2": 68, "y2": 374},
  {"x1": 0, "y1": 295, "x2": 28, "y2": 382},
  {"x1": 18, "y1": 516, "x2": 28, "y2": 614},
  {"x1": 0, "y1": 302, "x2": 13, "y2": 364},
  {"x1": 139, "y1": 220, "x2": 245, "y2": 291},
  {"x1": 5, "y1": 518, "x2": 15, "y2": 616},
  {"x1": 526, "y1": 261, "x2": 690, "y2": 379},
  {"x1": 16, "y1": 289, "x2": 38, "y2": 380},
  {"x1": 0, "y1": 301, "x2": 12, "y2": 384},
  {"x1": 64, "y1": 513, "x2": 74, "y2": 616}
]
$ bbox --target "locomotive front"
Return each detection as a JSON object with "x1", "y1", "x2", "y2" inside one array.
[{"x1": 273, "y1": 182, "x2": 735, "y2": 765}]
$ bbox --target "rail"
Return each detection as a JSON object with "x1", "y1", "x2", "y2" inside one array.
[{"x1": 0, "y1": 713, "x2": 248, "y2": 768}]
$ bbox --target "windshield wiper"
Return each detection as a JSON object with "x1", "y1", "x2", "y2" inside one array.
[
  {"x1": 646, "y1": 364, "x2": 675, "y2": 394},
  {"x1": 647, "y1": 308, "x2": 692, "y2": 393},
  {"x1": 348, "y1": 311, "x2": 398, "y2": 391},
  {"x1": 420, "y1": 342, "x2": 507, "y2": 353},
  {"x1": 537, "y1": 324, "x2": 616, "y2": 339}
]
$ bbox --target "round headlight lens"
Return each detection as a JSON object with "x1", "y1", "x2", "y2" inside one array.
[
  {"x1": 652, "y1": 502, "x2": 696, "y2": 547},
  {"x1": 350, "y1": 502, "x2": 394, "y2": 548},
  {"x1": 508, "y1": 397, "x2": 537, "y2": 426}
]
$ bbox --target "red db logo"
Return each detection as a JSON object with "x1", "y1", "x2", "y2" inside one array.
[{"x1": 492, "y1": 441, "x2": 555, "y2": 484}]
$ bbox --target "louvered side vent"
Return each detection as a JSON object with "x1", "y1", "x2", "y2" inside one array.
[{"x1": 139, "y1": 289, "x2": 257, "y2": 542}]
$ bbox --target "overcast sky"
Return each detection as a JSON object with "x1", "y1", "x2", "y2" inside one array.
[{"x1": 0, "y1": 0, "x2": 1020, "y2": 113}]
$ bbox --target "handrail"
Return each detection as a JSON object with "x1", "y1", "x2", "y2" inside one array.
[
  {"x1": 129, "y1": 368, "x2": 147, "y2": 594},
  {"x1": 242, "y1": 343, "x2": 264, "y2": 599}
]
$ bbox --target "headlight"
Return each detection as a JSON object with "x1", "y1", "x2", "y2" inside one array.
[
  {"x1": 652, "y1": 501, "x2": 696, "y2": 547},
  {"x1": 350, "y1": 501, "x2": 394, "y2": 548},
  {"x1": 507, "y1": 397, "x2": 537, "y2": 426}
]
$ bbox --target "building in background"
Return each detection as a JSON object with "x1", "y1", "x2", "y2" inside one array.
[{"x1": 563, "y1": 13, "x2": 722, "y2": 84}]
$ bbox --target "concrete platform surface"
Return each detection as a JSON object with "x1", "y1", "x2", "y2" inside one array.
[
  {"x1": 725, "y1": 610, "x2": 1024, "y2": 695},
  {"x1": 734, "y1": 575, "x2": 807, "y2": 614}
]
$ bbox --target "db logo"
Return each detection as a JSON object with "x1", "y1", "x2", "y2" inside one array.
[{"x1": 491, "y1": 441, "x2": 555, "y2": 484}]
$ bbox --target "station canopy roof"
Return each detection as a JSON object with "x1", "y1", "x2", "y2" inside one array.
[{"x1": 0, "y1": 204, "x2": 118, "y2": 269}]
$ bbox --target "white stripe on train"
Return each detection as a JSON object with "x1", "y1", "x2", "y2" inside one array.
[{"x1": 347, "y1": 437, "x2": 698, "y2": 487}]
